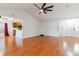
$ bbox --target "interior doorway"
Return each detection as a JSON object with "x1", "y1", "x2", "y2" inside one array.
[{"x1": 0, "y1": 16, "x2": 23, "y2": 52}]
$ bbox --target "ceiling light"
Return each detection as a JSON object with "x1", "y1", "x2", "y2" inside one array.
[{"x1": 40, "y1": 9, "x2": 43, "y2": 12}]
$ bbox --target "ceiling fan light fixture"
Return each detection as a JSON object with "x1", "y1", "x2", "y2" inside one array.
[
  {"x1": 40, "y1": 9, "x2": 43, "y2": 12},
  {"x1": 33, "y1": 3, "x2": 54, "y2": 14}
]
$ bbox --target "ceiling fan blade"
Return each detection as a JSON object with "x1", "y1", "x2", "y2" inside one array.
[
  {"x1": 41, "y1": 3, "x2": 46, "y2": 9},
  {"x1": 46, "y1": 9, "x2": 53, "y2": 11},
  {"x1": 43, "y1": 10, "x2": 47, "y2": 14},
  {"x1": 33, "y1": 3, "x2": 40, "y2": 10},
  {"x1": 39, "y1": 12, "x2": 41, "y2": 14},
  {"x1": 44, "y1": 5, "x2": 54, "y2": 10}
]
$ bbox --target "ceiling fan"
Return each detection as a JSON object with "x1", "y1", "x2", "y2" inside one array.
[{"x1": 33, "y1": 3, "x2": 54, "y2": 14}]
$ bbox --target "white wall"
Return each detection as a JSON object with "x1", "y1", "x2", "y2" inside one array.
[
  {"x1": 41, "y1": 20, "x2": 60, "y2": 37},
  {"x1": 41, "y1": 18, "x2": 79, "y2": 37},
  {"x1": 23, "y1": 13, "x2": 40, "y2": 38},
  {"x1": 0, "y1": 9, "x2": 40, "y2": 38}
]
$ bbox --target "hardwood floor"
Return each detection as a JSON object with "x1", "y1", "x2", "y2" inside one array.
[
  {"x1": 0, "y1": 36, "x2": 64, "y2": 56},
  {"x1": 60, "y1": 36, "x2": 79, "y2": 46}
]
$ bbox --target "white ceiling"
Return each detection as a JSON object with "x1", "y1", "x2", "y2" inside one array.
[{"x1": 0, "y1": 3, "x2": 79, "y2": 22}]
